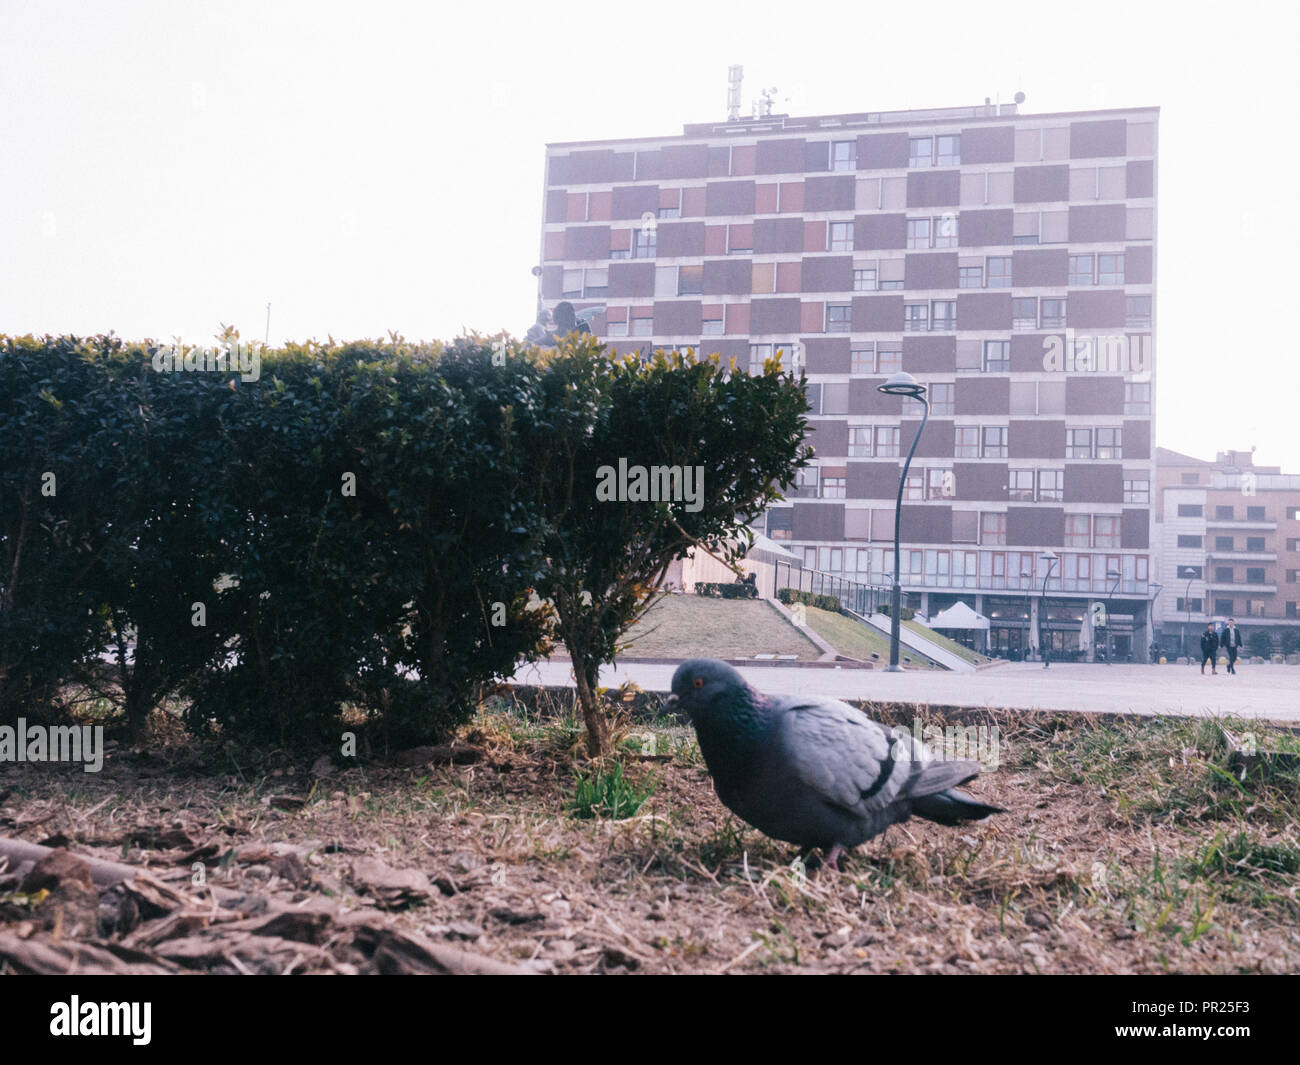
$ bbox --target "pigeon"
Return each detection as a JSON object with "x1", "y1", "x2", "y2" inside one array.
[{"x1": 666, "y1": 658, "x2": 1003, "y2": 869}]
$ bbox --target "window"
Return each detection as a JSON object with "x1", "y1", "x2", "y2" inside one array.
[
  {"x1": 749, "y1": 343, "x2": 774, "y2": 373},
  {"x1": 631, "y1": 316, "x2": 653, "y2": 336},
  {"x1": 1068, "y1": 254, "x2": 1094, "y2": 286},
  {"x1": 955, "y1": 426, "x2": 981, "y2": 458},
  {"x1": 1123, "y1": 477, "x2": 1150, "y2": 504},
  {"x1": 1247, "y1": 506, "x2": 1266, "y2": 521},
  {"x1": 903, "y1": 471, "x2": 923, "y2": 501},
  {"x1": 1289, "y1": 508, "x2": 1300, "y2": 520},
  {"x1": 851, "y1": 346, "x2": 873, "y2": 374},
  {"x1": 702, "y1": 313, "x2": 724, "y2": 335},
  {"x1": 608, "y1": 320, "x2": 628, "y2": 337},
  {"x1": 983, "y1": 340, "x2": 1010, "y2": 372},
  {"x1": 1246, "y1": 567, "x2": 1266, "y2": 584},
  {"x1": 1095, "y1": 427, "x2": 1122, "y2": 459},
  {"x1": 1215, "y1": 598, "x2": 1234, "y2": 616},
  {"x1": 1246, "y1": 536, "x2": 1266, "y2": 552},
  {"x1": 561, "y1": 268, "x2": 583, "y2": 298},
  {"x1": 1012, "y1": 298, "x2": 1038, "y2": 330},
  {"x1": 1067, "y1": 428, "x2": 1093, "y2": 459},
  {"x1": 794, "y1": 467, "x2": 819, "y2": 498},
  {"x1": 1094, "y1": 516, "x2": 1120, "y2": 548},
  {"x1": 633, "y1": 228, "x2": 656, "y2": 258},
  {"x1": 931, "y1": 300, "x2": 956, "y2": 330},
  {"x1": 986, "y1": 257, "x2": 1012, "y2": 287},
  {"x1": 981, "y1": 513, "x2": 1007, "y2": 545},
  {"x1": 926, "y1": 468, "x2": 953, "y2": 500},
  {"x1": 935, "y1": 135, "x2": 960, "y2": 167},
  {"x1": 877, "y1": 348, "x2": 902, "y2": 374},
  {"x1": 1175, "y1": 597, "x2": 1202, "y2": 613},
  {"x1": 1066, "y1": 514, "x2": 1091, "y2": 547},
  {"x1": 1097, "y1": 253, "x2": 1124, "y2": 285},
  {"x1": 766, "y1": 508, "x2": 793, "y2": 540},
  {"x1": 1126, "y1": 294, "x2": 1151, "y2": 327},
  {"x1": 1040, "y1": 298, "x2": 1066, "y2": 329},
  {"x1": 829, "y1": 221, "x2": 854, "y2": 252},
  {"x1": 981, "y1": 426, "x2": 1009, "y2": 458},
  {"x1": 581, "y1": 267, "x2": 608, "y2": 297},
  {"x1": 1215, "y1": 535, "x2": 1234, "y2": 551},
  {"x1": 1009, "y1": 470, "x2": 1035, "y2": 501},
  {"x1": 1289, "y1": 602, "x2": 1299, "y2": 619},
  {"x1": 959, "y1": 265, "x2": 982, "y2": 288},
  {"x1": 1039, "y1": 469, "x2": 1064, "y2": 502},
  {"x1": 907, "y1": 218, "x2": 931, "y2": 249},
  {"x1": 909, "y1": 137, "x2": 933, "y2": 168},
  {"x1": 826, "y1": 303, "x2": 852, "y2": 332},
  {"x1": 854, "y1": 268, "x2": 876, "y2": 291},
  {"x1": 904, "y1": 303, "x2": 929, "y2": 331},
  {"x1": 1181, "y1": 473, "x2": 1200, "y2": 485},
  {"x1": 1124, "y1": 381, "x2": 1151, "y2": 414},
  {"x1": 929, "y1": 382, "x2": 955, "y2": 415},
  {"x1": 1215, "y1": 505, "x2": 1234, "y2": 520},
  {"x1": 1177, "y1": 503, "x2": 1204, "y2": 518},
  {"x1": 934, "y1": 215, "x2": 957, "y2": 248},
  {"x1": 1290, "y1": 538, "x2": 1300, "y2": 552},
  {"x1": 848, "y1": 427, "x2": 873, "y2": 457},
  {"x1": 677, "y1": 265, "x2": 702, "y2": 295},
  {"x1": 875, "y1": 426, "x2": 900, "y2": 457},
  {"x1": 832, "y1": 140, "x2": 857, "y2": 171},
  {"x1": 821, "y1": 474, "x2": 846, "y2": 499}
]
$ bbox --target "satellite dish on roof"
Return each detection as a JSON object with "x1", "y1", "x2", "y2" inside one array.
[{"x1": 1014, "y1": 91, "x2": 1026, "y2": 104}]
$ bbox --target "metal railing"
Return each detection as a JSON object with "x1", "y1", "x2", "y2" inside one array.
[{"x1": 771, "y1": 561, "x2": 891, "y2": 617}]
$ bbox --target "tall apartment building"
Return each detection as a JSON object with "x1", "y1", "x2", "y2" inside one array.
[
  {"x1": 1154, "y1": 447, "x2": 1300, "y2": 657},
  {"x1": 539, "y1": 98, "x2": 1158, "y2": 660}
]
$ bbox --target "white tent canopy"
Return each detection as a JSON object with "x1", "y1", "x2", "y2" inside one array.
[{"x1": 927, "y1": 601, "x2": 990, "y2": 631}]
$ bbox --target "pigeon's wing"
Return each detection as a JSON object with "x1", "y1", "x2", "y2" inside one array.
[{"x1": 770, "y1": 696, "x2": 980, "y2": 814}]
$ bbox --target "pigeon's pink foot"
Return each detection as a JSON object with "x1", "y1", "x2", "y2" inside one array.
[{"x1": 824, "y1": 843, "x2": 845, "y2": 871}]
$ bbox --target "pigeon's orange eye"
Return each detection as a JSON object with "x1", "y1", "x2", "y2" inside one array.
[{"x1": 693, "y1": 677, "x2": 704, "y2": 688}]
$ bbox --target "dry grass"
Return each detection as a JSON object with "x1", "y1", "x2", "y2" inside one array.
[
  {"x1": 620, "y1": 594, "x2": 822, "y2": 661},
  {"x1": 2, "y1": 693, "x2": 1298, "y2": 974}
]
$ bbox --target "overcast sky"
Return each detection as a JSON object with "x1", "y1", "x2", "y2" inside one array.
[{"x1": 2, "y1": 0, "x2": 1298, "y2": 470}]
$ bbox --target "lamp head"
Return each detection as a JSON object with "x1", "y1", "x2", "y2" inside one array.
[{"x1": 877, "y1": 371, "x2": 926, "y2": 399}]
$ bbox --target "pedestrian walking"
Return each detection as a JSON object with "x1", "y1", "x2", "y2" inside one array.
[
  {"x1": 1200, "y1": 623, "x2": 1219, "y2": 675},
  {"x1": 1222, "y1": 618, "x2": 1243, "y2": 674}
]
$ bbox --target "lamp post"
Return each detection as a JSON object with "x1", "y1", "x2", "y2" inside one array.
[
  {"x1": 1179, "y1": 565, "x2": 1195, "y2": 664},
  {"x1": 1020, "y1": 572, "x2": 1033, "y2": 661},
  {"x1": 1149, "y1": 581, "x2": 1164, "y2": 661},
  {"x1": 1104, "y1": 568, "x2": 1122, "y2": 664},
  {"x1": 877, "y1": 372, "x2": 928, "y2": 672},
  {"x1": 1039, "y1": 550, "x2": 1058, "y2": 668}
]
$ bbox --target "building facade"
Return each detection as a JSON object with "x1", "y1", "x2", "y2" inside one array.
[
  {"x1": 540, "y1": 99, "x2": 1158, "y2": 660},
  {"x1": 1154, "y1": 447, "x2": 1300, "y2": 657}
]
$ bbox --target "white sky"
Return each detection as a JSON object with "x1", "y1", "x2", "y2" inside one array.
[{"x1": 2, "y1": 0, "x2": 1298, "y2": 470}]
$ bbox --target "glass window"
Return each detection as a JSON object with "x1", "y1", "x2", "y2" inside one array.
[
  {"x1": 1068, "y1": 254, "x2": 1094, "y2": 286},
  {"x1": 1123, "y1": 477, "x2": 1150, "y2": 504},
  {"x1": 702, "y1": 315, "x2": 724, "y2": 335},
  {"x1": 1094, "y1": 516, "x2": 1120, "y2": 548},
  {"x1": 1095, "y1": 427, "x2": 1122, "y2": 459},
  {"x1": 986, "y1": 257, "x2": 1012, "y2": 288},
  {"x1": 875, "y1": 426, "x2": 900, "y2": 457},
  {"x1": 561, "y1": 268, "x2": 583, "y2": 298},
  {"x1": 1065, "y1": 514, "x2": 1091, "y2": 547},
  {"x1": 848, "y1": 427, "x2": 873, "y2": 457},
  {"x1": 933, "y1": 214, "x2": 957, "y2": 248},
  {"x1": 877, "y1": 348, "x2": 902, "y2": 374},
  {"x1": 959, "y1": 265, "x2": 982, "y2": 288},
  {"x1": 826, "y1": 303, "x2": 852, "y2": 332},
  {"x1": 832, "y1": 140, "x2": 857, "y2": 171},
  {"x1": 1124, "y1": 381, "x2": 1150, "y2": 414},
  {"x1": 935, "y1": 135, "x2": 960, "y2": 167},
  {"x1": 850, "y1": 346, "x2": 873, "y2": 374},
  {"x1": 926, "y1": 468, "x2": 953, "y2": 500},
  {"x1": 909, "y1": 137, "x2": 933, "y2": 168},
  {"x1": 1177, "y1": 534, "x2": 1203, "y2": 548},
  {"x1": 981, "y1": 513, "x2": 1007, "y2": 545},
  {"x1": 1067, "y1": 428, "x2": 1093, "y2": 459},
  {"x1": 955, "y1": 426, "x2": 981, "y2": 458},
  {"x1": 676, "y1": 265, "x2": 702, "y2": 296},
  {"x1": 854, "y1": 268, "x2": 876, "y2": 291},
  {"x1": 1039, "y1": 469, "x2": 1064, "y2": 502},
  {"x1": 982, "y1": 426, "x2": 1009, "y2": 458},
  {"x1": 1246, "y1": 536, "x2": 1266, "y2": 552},
  {"x1": 821, "y1": 475, "x2": 846, "y2": 499},
  {"x1": 631, "y1": 316, "x2": 653, "y2": 336},
  {"x1": 983, "y1": 340, "x2": 1010, "y2": 372},
  {"x1": 1247, "y1": 506, "x2": 1266, "y2": 521},
  {"x1": 1040, "y1": 298, "x2": 1066, "y2": 329},
  {"x1": 1098, "y1": 254, "x2": 1125, "y2": 285},
  {"x1": 1126, "y1": 294, "x2": 1151, "y2": 327},
  {"x1": 907, "y1": 218, "x2": 931, "y2": 249},
  {"x1": 904, "y1": 303, "x2": 929, "y2": 331},
  {"x1": 931, "y1": 300, "x2": 956, "y2": 330},
  {"x1": 929, "y1": 382, "x2": 955, "y2": 415},
  {"x1": 1009, "y1": 469, "x2": 1035, "y2": 501},
  {"x1": 829, "y1": 221, "x2": 854, "y2": 252},
  {"x1": 1012, "y1": 297, "x2": 1038, "y2": 330}
]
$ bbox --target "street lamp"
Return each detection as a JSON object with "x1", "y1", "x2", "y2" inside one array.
[
  {"x1": 1020, "y1": 572, "x2": 1033, "y2": 661},
  {"x1": 877, "y1": 372, "x2": 928, "y2": 672},
  {"x1": 1149, "y1": 581, "x2": 1164, "y2": 662},
  {"x1": 1039, "y1": 550, "x2": 1058, "y2": 669},
  {"x1": 1104, "y1": 568, "x2": 1122, "y2": 664},
  {"x1": 1178, "y1": 565, "x2": 1196, "y2": 664}
]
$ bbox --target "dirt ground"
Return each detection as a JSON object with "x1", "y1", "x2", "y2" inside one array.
[{"x1": 1, "y1": 692, "x2": 1298, "y2": 974}]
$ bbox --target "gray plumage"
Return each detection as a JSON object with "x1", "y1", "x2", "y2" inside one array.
[{"x1": 668, "y1": 658, "x2": 1003, "y2": 865}]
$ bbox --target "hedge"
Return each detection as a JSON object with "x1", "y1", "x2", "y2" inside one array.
[{"x1": 776, "y1": 588, "x2": 842, "y2": 613}]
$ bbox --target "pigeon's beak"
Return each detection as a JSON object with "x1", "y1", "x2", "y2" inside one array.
[{"x1": 663, "y1": 693, "x2": 679, "y2": 714}]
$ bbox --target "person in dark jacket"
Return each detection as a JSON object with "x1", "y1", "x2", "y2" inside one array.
[
  {"x1": 1222, "y1": 618, "x2": 1243, "y2": 674},
  {"x1": 1200, "y1": 624, "x2": 1219, "y2": 675}
]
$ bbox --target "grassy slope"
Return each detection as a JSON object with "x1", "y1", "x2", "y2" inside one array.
[
  {"x1": 620, "y1": 593, "x2": 822, "y2": 661},
  {"x1": 803, "y1": 606, "x2": 942, "y2": 669},
  {"x1": 903, "y1": 618, "x2": 991, "y2": 666}
]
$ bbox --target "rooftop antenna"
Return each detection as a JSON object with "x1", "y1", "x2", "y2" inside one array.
[
  {"x1": 755, "y1": 86, "x2": 778, "y2": 117},
  {"x1": 727, "y1": 65, "x2": 743, "y2": 120}
]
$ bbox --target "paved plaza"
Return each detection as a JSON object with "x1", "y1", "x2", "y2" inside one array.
[{"x1": 511, "y1": 659, "x2": 1300, "y2": 723}]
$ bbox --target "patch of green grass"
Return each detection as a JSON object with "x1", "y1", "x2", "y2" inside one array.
[
  {"x1": 568, "y1": 761, "x2": 656, "y2": 820},
  {"x1": 902, "y1": 618, "x2": 990, "y2": 666},
  {"x1": 801, "y1": 606, "x2": 942, "y2": 668}
]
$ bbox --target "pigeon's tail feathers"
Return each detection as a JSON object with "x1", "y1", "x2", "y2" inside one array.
[
  {"x1": 907, "y1": 758, "x2": 983, "y2": 799},
  {"x1": 912, "y1": 787, "x2": 1005, "y2": 826}
]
